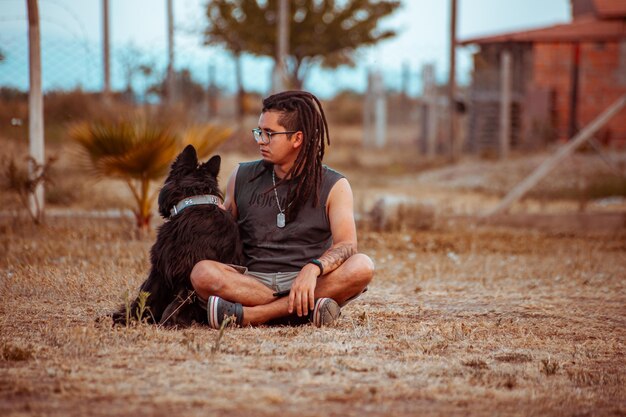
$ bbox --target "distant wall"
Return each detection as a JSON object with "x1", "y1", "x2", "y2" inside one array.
[{"x1": 532, "y1": 40, "x2": 626, "y2": 146}]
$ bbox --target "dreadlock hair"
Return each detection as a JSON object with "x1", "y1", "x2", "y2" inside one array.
[{"x1": 260, "y1": 90, "x2": 330, "y2": 222}]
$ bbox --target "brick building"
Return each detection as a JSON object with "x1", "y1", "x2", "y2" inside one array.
[{"x1": 460, "y1": 0, "x2": 626, "y2": 153}]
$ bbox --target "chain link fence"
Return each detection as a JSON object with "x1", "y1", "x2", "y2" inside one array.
[{"x1": 0, "y1": 1, "x2": 463, "y2": 151}]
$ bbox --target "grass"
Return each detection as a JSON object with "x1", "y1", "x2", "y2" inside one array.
[
  {"x1": 540, "y1": 357, "x2": 560, "y2": 376},
  {"x1": 0, "y1": 215, "x2": 624, "y2": 416},
  {"x1": 1, "y1": 139, "x2": 625, "y2": 416}
]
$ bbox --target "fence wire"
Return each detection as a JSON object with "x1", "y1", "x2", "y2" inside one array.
[{"x1": 0, "y1": 1, "x2": 447, "y2": 100}]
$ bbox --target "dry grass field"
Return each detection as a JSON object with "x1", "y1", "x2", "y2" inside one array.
[{"x1": 1, "y1": 139, "x2": 625, "y2": 416}]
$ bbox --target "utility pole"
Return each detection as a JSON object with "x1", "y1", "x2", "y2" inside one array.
[
  {"x1": 27, "y1": 0, "x2": 44, "y2": 222},
  {"x1": 102, "y1": 0, "x2": 110, "y2": 96},
  {"x1": 447, "y1": 0, "x2": 457, "y2": 162},
  {"x1": 166, "y1": 0, "x2": 175, "y2": 104},
  {"x1": 274, "y1": 0, "x2": 290, "y2": 92}
]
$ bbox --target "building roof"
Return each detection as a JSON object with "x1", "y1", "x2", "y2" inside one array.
[
  {"x1": 593, "y1": 0, "x2": 626, "y2": 19},
  {"x1": 459, "y1": 15, "x2": 626, "y2": 45}
]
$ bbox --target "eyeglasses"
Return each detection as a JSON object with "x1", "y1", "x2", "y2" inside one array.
[{"x1": 252, "y1": 128, "x2": 298, "y2": 144}]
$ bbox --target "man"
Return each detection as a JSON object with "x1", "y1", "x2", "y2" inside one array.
[{"x1": 190, "y1": 90, "x2": 374, "y2": 328}]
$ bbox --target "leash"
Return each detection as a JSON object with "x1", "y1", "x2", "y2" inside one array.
[{"x1": 157, "y1": 290, "x2": 196, "y2": 328}]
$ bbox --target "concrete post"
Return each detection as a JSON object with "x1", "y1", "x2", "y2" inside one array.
[
  {"x1": 499, "y1": 49, "x2": 512, "y2": 158},
  {"x1": 372, "y1": 71, "x2": 386, "y2": 148},
  {"x1": 166, "y1": 0, "x2": 175, "y2": 103},
  {"x1": 273, "y1": 0, "x2": 290, "y2": 92},
  {"x1": 27, "y1": 0, "x2": 44, "y2": 221},
  {"x1": 422, "y1": 64, "x2": 438, "y2": 157},
  {"x1": 102, "y1": 0, "x2": 110, "y2": 96}
]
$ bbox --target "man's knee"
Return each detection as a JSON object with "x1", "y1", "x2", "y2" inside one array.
[
  {"x1": 190, "y1": 260, "x2": 224, "y2": 294},
  {"x1": 348, "y1": 253, "x2": 375, "y2": 286}
]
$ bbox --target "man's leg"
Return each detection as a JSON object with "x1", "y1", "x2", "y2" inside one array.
[
  {"x1": 313, "y1": 253, "x2": 374, "y2": 305},
  {"x1": 190, "y1": 261, "x2": 275, "y2": 306},
  {"x1": 192, "y1": 261, "x2": 296, "y2": 327},
  {"x1": 242, "y1": 253, "x2": 374, "y2": 325}
]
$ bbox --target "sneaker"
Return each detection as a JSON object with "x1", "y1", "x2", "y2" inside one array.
[
  {"x1": 207, "y1": 296, "x2": 243, "y2": 329},
  {"x1": 309, "y1": 298, "x2": 341, "y2": 327}
]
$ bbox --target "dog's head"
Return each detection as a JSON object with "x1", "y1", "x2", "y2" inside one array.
[{"x1": 158, "y1": 145, "x2": 222, "y2": 219}]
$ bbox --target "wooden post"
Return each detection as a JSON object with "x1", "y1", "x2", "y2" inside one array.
[
  {"x1": 499, "y1": 49, "x2": 512, "y2": 158},
  {"x1": 447, "y1": 0, "x2": 457, "y2": 161},
  {"x1": 486, "y1": 94, "x2": 626, "y2": 217},
  {"x1": 102, "y1": 0, "x2": 110, "y2": 96},
  {"x1": 568, "y1": 43, "x2": 581, "y2": 138}
]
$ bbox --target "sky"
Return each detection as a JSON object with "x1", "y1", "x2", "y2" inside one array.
[{"x1": 0, "y1": 0, "x2": 570, "y2": 98}]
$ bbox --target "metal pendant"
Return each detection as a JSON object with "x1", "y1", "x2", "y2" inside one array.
[{"x1": 277, "y1": 212, "x2": 286, "y2": 228}]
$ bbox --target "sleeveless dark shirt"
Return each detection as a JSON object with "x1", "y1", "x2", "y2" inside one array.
[{"x1": 235, "y1": 160, "x2": 345, "y2": 272}]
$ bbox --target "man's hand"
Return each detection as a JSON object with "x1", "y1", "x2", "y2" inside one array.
[{"x1": 288, "y1": 264, "x2": 320, "y2": 316}]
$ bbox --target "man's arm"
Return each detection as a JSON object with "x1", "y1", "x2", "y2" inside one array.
[
  {"x1": 317, "y1": 178, "x2": 357, "y2": 274},
  {"x1": 288, "y1": 177, "x2": 357, "y2": 316},
  {"x1": 223, "y1": 165, "x2": 240, "y2": 219}
]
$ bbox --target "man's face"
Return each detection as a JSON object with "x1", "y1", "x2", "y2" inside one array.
[{"x1": 256, "y1": 110, "x2": 301, "y2": 166}]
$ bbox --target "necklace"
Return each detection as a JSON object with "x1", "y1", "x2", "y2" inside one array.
[{"x1": 272, "y1": 169, "x2": 286, "y2": 228}]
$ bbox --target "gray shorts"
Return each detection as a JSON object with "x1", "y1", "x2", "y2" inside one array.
[
  {"x1": 230, "y1": 264, "x2": 298, "y2": 293},
  {"x1": 229, "y1": 264, "x2": 366, "y2": 306}
]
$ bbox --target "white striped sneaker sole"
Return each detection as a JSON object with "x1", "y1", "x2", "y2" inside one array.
[
  {"x1": 208, "y1": 296, "x2": 220, "y2": 329},
  {"x1": 312, "y1": 298, "x2": 341, "y2": 327}
]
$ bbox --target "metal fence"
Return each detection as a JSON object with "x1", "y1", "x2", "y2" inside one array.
[
  {"x1": 0, "y1": 1, "x2": 449, "y2": 99},
  {"x1": 0, "y1": 1, "x2": 456, "y2": 151}
]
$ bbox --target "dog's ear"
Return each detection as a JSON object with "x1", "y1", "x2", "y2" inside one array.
[
  {"x1": 201, "y1": 155, "x2": 221, "y2": 178},
  {"x1": 169, "y1": 145, "x2": 198, "y2": 178}
]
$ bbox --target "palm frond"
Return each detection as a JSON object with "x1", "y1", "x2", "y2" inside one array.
[
  {"x1": 70, "y1": 121, "x2": 137, "y2": 161},
  {"x1": 70, "y1": 120, "x2": 179, "y2": 180},
  {"x1": 98, "y1": 129, "x2": 179, "y2": 180},
  {"x1": 67, "y1": 117, "x2": 234, "y2": 231},
  {"x1": 180, "y1": 124, "x2": 233, "y2": 160}
]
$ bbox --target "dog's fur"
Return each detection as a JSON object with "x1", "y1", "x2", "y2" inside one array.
[{"x1": 112, "y1": 145, "x2": 243, "y2": 327}]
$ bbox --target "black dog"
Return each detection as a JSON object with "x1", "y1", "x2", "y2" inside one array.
[{"x1": 112, "y1": 145, "x2": 242, "y2": 327}]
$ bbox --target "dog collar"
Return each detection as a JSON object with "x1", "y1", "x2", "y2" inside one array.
[{"x1": 170, "y1": 194, "x2": 222, "y2": 217}]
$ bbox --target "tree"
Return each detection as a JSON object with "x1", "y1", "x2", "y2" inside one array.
[
  {"x1": 204, "y1": 0, "x2": 401, "y2": 89},
  {"x1": 148, "y1": 68, "x2": 206, "y2": 106},
  {"x1": 118, "y1": 43, "x2": 156, "y2": 101},
  {"x1": 2, "y1": 156, "x2": 56, "y2": 224}
]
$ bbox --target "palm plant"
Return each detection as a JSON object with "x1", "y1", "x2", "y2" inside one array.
[{"x1": 70, "y1": 118, "x2": 232, "y2": 231}]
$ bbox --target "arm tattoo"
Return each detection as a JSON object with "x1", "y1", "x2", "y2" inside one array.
[{"x1": 318, "y1": 243, "x2": 356, "y2": 276}]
